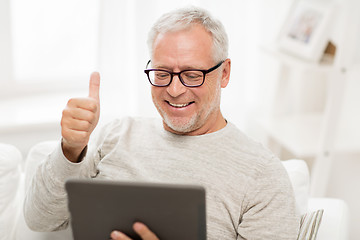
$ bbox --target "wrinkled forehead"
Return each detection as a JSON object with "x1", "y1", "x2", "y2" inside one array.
[
  {"x1": 150, "y1": 23, "x2": 214, "y2": 59},
  {"x1": 151, "y1": 35, "x2": 214, "y2": 73}
]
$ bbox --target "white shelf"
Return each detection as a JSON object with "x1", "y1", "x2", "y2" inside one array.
[
  {"x1": 257, "y1": 113, "x2": 360, "y2": 158},
  {"x1": 259, "y1": 44, "x2": 334, "y2": 73}
]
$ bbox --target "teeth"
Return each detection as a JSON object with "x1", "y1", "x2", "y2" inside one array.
[{"x1": 169, "y1": 102, "x2": 191, "y2": 108}]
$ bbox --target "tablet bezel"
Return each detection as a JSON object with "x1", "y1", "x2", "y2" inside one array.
[{"x1": 65, "y1": 179, "x2": 206, "y2": 240}]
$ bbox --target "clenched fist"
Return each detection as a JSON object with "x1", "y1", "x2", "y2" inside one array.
[{"x1": 61, "y1": 72, "x2": 100, "y2": 162}]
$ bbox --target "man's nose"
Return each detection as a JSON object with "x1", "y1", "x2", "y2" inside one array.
[{"x1": 166, "y1": 75, "x2": 187, "y2": 97}]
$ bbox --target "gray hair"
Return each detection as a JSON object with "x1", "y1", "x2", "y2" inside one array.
[{"x1": 147, "y1": 6, "x2": 229, "y2": 63}]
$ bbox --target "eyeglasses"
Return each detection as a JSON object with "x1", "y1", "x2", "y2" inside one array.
[{"x1": 144, "y1": 60, "x2": 225, "y2": 87}]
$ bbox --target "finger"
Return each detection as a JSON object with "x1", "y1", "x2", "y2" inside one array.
[
  {"x1": 61, "y1": 128, "x2": 89, "y2": 148},
  {"x1": 64, "y1": 107, "x2": 98, "y2": 125},
  {"x1": 63, "y1": 105, "x2": 94, "y2": 120},
  {"x1": 63, "y1": 118, "x2": 92, "y2": 132},
  {"x1": 133, "y1": 222, "x2": 159, "y2": 240},
  {"x1": 110, "y1": 230, "x2": 132, "y2": 240},
  {"x1": 66, "y1": 97, "x2": 98, "y2": 112},
  {"x1": 88, "y1": 72, "x2": 100, "y2": 101}
]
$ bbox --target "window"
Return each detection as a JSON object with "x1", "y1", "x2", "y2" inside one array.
[{"x1": 9, "y1": 0, "x2": 100, "y2": 90}]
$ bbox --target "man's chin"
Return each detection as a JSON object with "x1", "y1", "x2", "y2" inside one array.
[
  {"x1": 164, "y1": 122, "x2": 191, "y2": 134},
  {"x1": 163, "y1": 117, "x2": 198, "y2": 134}
]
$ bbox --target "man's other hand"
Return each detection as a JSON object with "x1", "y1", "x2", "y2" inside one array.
[
  {"x1": 61, "y1": 72, "x2": 100, "y2": 162},
  {"x1": 110, "y1": 222, "x2": 159, "y2": 240}
]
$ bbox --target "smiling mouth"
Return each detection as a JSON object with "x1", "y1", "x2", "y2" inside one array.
[{"x1": 166, "y1": 101, "x2": 195, "y2": 108}]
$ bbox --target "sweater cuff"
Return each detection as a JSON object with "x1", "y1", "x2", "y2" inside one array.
[{"x1": 48, "y1": 142, "x2": 86, "y2": 181}]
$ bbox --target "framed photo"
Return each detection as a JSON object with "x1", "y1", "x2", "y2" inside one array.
[{"x1": 277, "y1": 0, "x2": 336, "y2": 62}]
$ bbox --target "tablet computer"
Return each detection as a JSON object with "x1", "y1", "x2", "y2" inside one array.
[{"x1": 65, "y1": 179, "x2": 206, "y2": 240}]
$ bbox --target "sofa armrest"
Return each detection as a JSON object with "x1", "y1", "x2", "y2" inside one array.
[{"x1": 308, "y1": 198, "x2": 349, "y2": 240}]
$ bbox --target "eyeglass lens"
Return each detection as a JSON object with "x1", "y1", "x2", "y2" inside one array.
[{"x1": 148, "y1": 70, "x2": 204, "y2": 86}]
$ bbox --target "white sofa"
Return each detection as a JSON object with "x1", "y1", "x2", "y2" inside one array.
[{"x1": 0, "y1": 141, "x2": 350, "y2": 240}]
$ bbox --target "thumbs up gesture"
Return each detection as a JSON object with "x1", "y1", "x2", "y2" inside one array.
[{"x1": 61, "y1": 72, "x2": 101, "y2": 162}]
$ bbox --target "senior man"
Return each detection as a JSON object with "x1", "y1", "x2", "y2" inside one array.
[{"x1": 24, "y1": 6, "x2": 299, "y2": 240}]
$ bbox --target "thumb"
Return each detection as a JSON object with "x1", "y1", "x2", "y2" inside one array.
[{"x1": 89, "y1": 72, "x2": 100, "y2": 100}]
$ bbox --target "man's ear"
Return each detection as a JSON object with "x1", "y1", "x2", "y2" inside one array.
[{"x1": 220, "y1": 58, "x2": 231, "y2": 88}]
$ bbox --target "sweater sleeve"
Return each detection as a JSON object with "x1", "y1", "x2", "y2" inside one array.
[
  {"x1": 23, "y1": 142, "x2": 98, "y2": 231},
  {"x1": 237, "y1": 158, "x2": 299, "y2": 239}
]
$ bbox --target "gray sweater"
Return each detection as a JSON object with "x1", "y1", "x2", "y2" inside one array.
[{"x1": 24, "y1": 117, "x2": 299, "y2": 239}]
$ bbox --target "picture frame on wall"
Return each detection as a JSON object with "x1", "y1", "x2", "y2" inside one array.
[{"x1": 277, "y1": 0, "x2": 336, "y2": 62}]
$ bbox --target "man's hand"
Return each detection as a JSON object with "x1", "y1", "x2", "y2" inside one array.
[
  {"x1": 110, "y1": 222, "x2": 159, "y2": 240},
  {"x1": 61, "y1": 72, "x2": 100, "y2": 162}
]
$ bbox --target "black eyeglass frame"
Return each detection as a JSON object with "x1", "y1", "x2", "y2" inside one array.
[{"x1": 144, "y1": 60, "x2": 225, "y2": 87}]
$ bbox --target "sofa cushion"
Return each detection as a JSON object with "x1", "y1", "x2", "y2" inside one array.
[
  {"x1": 0, "y1": 143, "x2": 23, "y2": 240},
  {"x1": 281, "y1": 159, "x2": 310, "y2": 215},
  {"x1": 308, "y1": 198, "x2": 349, "y2": 240},
  {"x1": 16, "y1": 140, "x2": 73, "y2": 240}
]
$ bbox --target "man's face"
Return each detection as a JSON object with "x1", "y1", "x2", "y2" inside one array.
[{"x1": 151, "y1": 24, "x2": 230, "y2": 135}]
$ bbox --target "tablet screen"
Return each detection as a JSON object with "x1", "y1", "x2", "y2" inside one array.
[{"x1": 65, "y1": 179, "x2": 206, "y2": 240}]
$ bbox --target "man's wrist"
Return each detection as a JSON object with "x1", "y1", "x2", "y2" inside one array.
[{"x1": 61, "y1": 139, "x2": 88, "y2": 163}]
